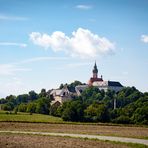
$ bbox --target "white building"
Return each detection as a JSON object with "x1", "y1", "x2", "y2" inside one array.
[
  {"x1": 75, "y1": 62, "x2": 123, "y2": 96},
  {"x1": 93, "y1": 81, "x2": 123, "y2": 92},
  {"x1": 50, "y1": 87, "x2": 72, "y2": 104}
]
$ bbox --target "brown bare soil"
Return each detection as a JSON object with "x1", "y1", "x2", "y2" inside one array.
[
  {"x1": 0, "y1": 133, "x2": 130, "y2": 148},
  {"x1": 0, "y1": 122, "x2": 148, "y2": 139}
]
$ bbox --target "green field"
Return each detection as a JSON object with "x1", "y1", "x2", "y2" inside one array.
[
  {"x1": 0, "y1": 110, "x2": 148, "y2": 145},
  {"x1": 0, "y1": 110, "x2": 148, "y2": 127},
  {"x1": 0, "y1": 111, "x2": 63, "y2": 123}
]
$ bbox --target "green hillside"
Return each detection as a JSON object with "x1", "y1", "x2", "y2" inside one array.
[{"x1": 0, "y1": 85, "x2": 148, "y2": 125}]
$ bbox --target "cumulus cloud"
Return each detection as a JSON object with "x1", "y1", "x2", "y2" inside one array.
[
  {"x1": 141, "y1": 35, "x2": 148, "y2": 43},
  {"x1": 75, "y1": 4, "x2": 93, "y2": 10},
  {"x1": 0, "y1": 42, "x2": 27, "y2": 47},
  {"x1": 30, "y1": 28, "x2": 115, "y2": 58}
]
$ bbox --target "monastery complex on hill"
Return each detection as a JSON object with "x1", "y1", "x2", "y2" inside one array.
[
  {"x1": 50, "y1": 62, "x2": 123, "y2": 105},
  {"x1": 76, "y1": 62, "x2": 123, "y2": 96}
]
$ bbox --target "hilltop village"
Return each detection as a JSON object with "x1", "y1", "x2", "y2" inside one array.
[{"x1": 49, "y1": 62, "x2": 123, "y2": 105}]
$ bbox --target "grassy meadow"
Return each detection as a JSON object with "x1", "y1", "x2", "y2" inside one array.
[{"x1": 0, "y1": 110, "x2": 63, "y2": 123}]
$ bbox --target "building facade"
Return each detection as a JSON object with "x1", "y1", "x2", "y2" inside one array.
[
  {"x1": 76, "y1": 62, "x2": 123, "y2": 95},
  {"x1": 50, "y1": 86, "x2": 72, "y2": 104},
  {"x1": 88, "y1": 62, "x2": 103, "y2": 85}
]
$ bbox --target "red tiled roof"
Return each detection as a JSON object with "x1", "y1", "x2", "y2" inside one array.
[{"x1": 89, "y1": 77, "x2": 103, "y2": 85}]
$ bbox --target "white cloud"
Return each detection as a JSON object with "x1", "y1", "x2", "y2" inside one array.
[
  {"x1": 21, "y1": 56, "x2": 69, "y2": 64},
  {"x1": 0, "y1": 14, "x2": 28, "y2": 21},
  {"x1": 30, "y1": 28, "x2": 115, "y2": 58},
  {"x1": 0, "y1": 64, "x2": 31, "y2": 76},
  {"x1": 76, "y1": 5, "x2": 93, "y2": 10},
  {"x1": 141, "y1": 35, "x2": 148, "y2": 43},
  {"x1": 0, "y1": 42, "x2": 27, "y2": 48}
]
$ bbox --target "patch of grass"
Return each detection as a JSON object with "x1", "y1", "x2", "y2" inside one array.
[
  {"x1": 0, "y1": 110, "x2": 147, "y2": 128},
  {"x1": 0, "y1": 111, "x2": 63, "y2": 123},
  {"x1": 0, "y1": 110, "x2": 8, "y2": 114}
]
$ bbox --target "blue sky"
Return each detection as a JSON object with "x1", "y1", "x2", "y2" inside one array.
[{"x1": 0, "y1": 0, "x2": 148, "y2": 97}]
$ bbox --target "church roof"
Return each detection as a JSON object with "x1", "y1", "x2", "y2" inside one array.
[
  {"x1": 50, "y1": 89, "x2": 63, "y2": 96},
  {"x1": 75, "y1": 85, "x2": 88, "y2": 95},
  {"x1": 89, "y1": 77, "x2": 103, "y2": 82},
  {"x1": 75, "y1": 85, "x2": 88, "y2": 90},
  {"x1": 108, "y1": 81, "x2": 123, "y2": 87},
  {"x1": 50, "y1": 87, "x2": 70, "y2": 96}
]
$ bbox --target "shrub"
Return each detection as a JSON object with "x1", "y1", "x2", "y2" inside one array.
[{"x1": 113, "y1": 115, "x2": 130, "y2": 124}]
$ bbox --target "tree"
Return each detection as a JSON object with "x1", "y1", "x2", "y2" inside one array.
[
  {"x1": 0, "y1": 98, "x2": 7, "y2": 104},
  {"x1": 81, "y1": 86, "x2": 102, "y2": 105},
  {"x1": 131, "y1": 103, "x2": 148, "y2": 124},
  {"x1": 59, "y1": 84, "x2": 64, "y2": 89},
  {"x1": 84, "y1": 103, "x2": 99, "y2": 122},
  {"x1": 84, "y1": 102, "x2": 110, "y2": 122},
  {"x1": 113, "y1": 115, "x2": 130, "y2": 124},
  {"x1": 29, "y1": 91, "x2": 38, "y2": 101},
  {"x1": 26, "y1": 103, "x2": 36, "y2": 113},
  {"x1": 49, "y1": 102, "x2": 61, "y2": 116},
  {"x1": 39, "y1": 89, "x2": 47, "y2": 98},
  {"x1": 1, "y1": 102, "x2": 14, "y2": 111},
  {"x1": 0, "y1": 95, "x2": 16, "y2": 111},
  {"x1": 35, "y1": 97, "x2": 50, "y2": 114},
  {"x1": 62, "y1": 107, "x2": 75, "y2": 121},
  {"x1": 5, "y1": 95, "x2": 16, "y2": 104},
  {"x1": 16, "y1": 94, "x2": 29, "y2": 105},
  {"x1": 18, "y1": 103, "x2": 27, "y2": 112},
  {"x1": 67, "y1": 81, "x2": 82, "y2": 92},
  {"x1": 61, "y1": 99, "x2": 85, "y2": 121}
]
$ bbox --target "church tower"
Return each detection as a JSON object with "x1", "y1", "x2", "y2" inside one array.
[
  {"x1": 93, "y1": 62, "x2": 98, "y2": 78},
  {"x1": 88, "y1": 62, "x2": 103, "y2": 86}
]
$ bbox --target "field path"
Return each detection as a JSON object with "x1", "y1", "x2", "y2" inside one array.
[{"x1": 0, "y1": 130, "x2": 148, "y2": 146}]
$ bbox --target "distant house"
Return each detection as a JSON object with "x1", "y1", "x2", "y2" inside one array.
[
  {"x1": 75, "y1": 85, "x2": 89, "y2": 96},
  {"x1": 50, "y1": 86, "x2": 72, "y2": 105},
  {"x1": 75, "y1": 62, "x2": 123, "y2": 96}
]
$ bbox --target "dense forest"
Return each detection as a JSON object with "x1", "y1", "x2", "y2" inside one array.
[{"x1": 0, "y1": 81, "x2": 148, "y2": 125}]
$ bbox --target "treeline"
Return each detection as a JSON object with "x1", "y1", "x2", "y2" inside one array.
[
  {"x1": 0, "y1": 81, "x2": 83, "y2": 114},
  {"x1": 50, "y1": 86, "x2": 148, "y2": 125},
  {"x1": 0, "y1": 89, "x2": 50, "y2": 114},
  {"x1": 0, "y1": 82, "x2": 148, "y2": 125}
]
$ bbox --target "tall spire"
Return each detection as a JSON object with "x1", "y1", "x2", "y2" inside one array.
[
  {"x1": 93, "y1": 61, "x2": 98, "y2": 78},
  {"x1": 88, "y1": 61, "x2": 103, "y2": 86},
  {"x1": 93, "y1": 61, "x2": 98, "y2": 73}
]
